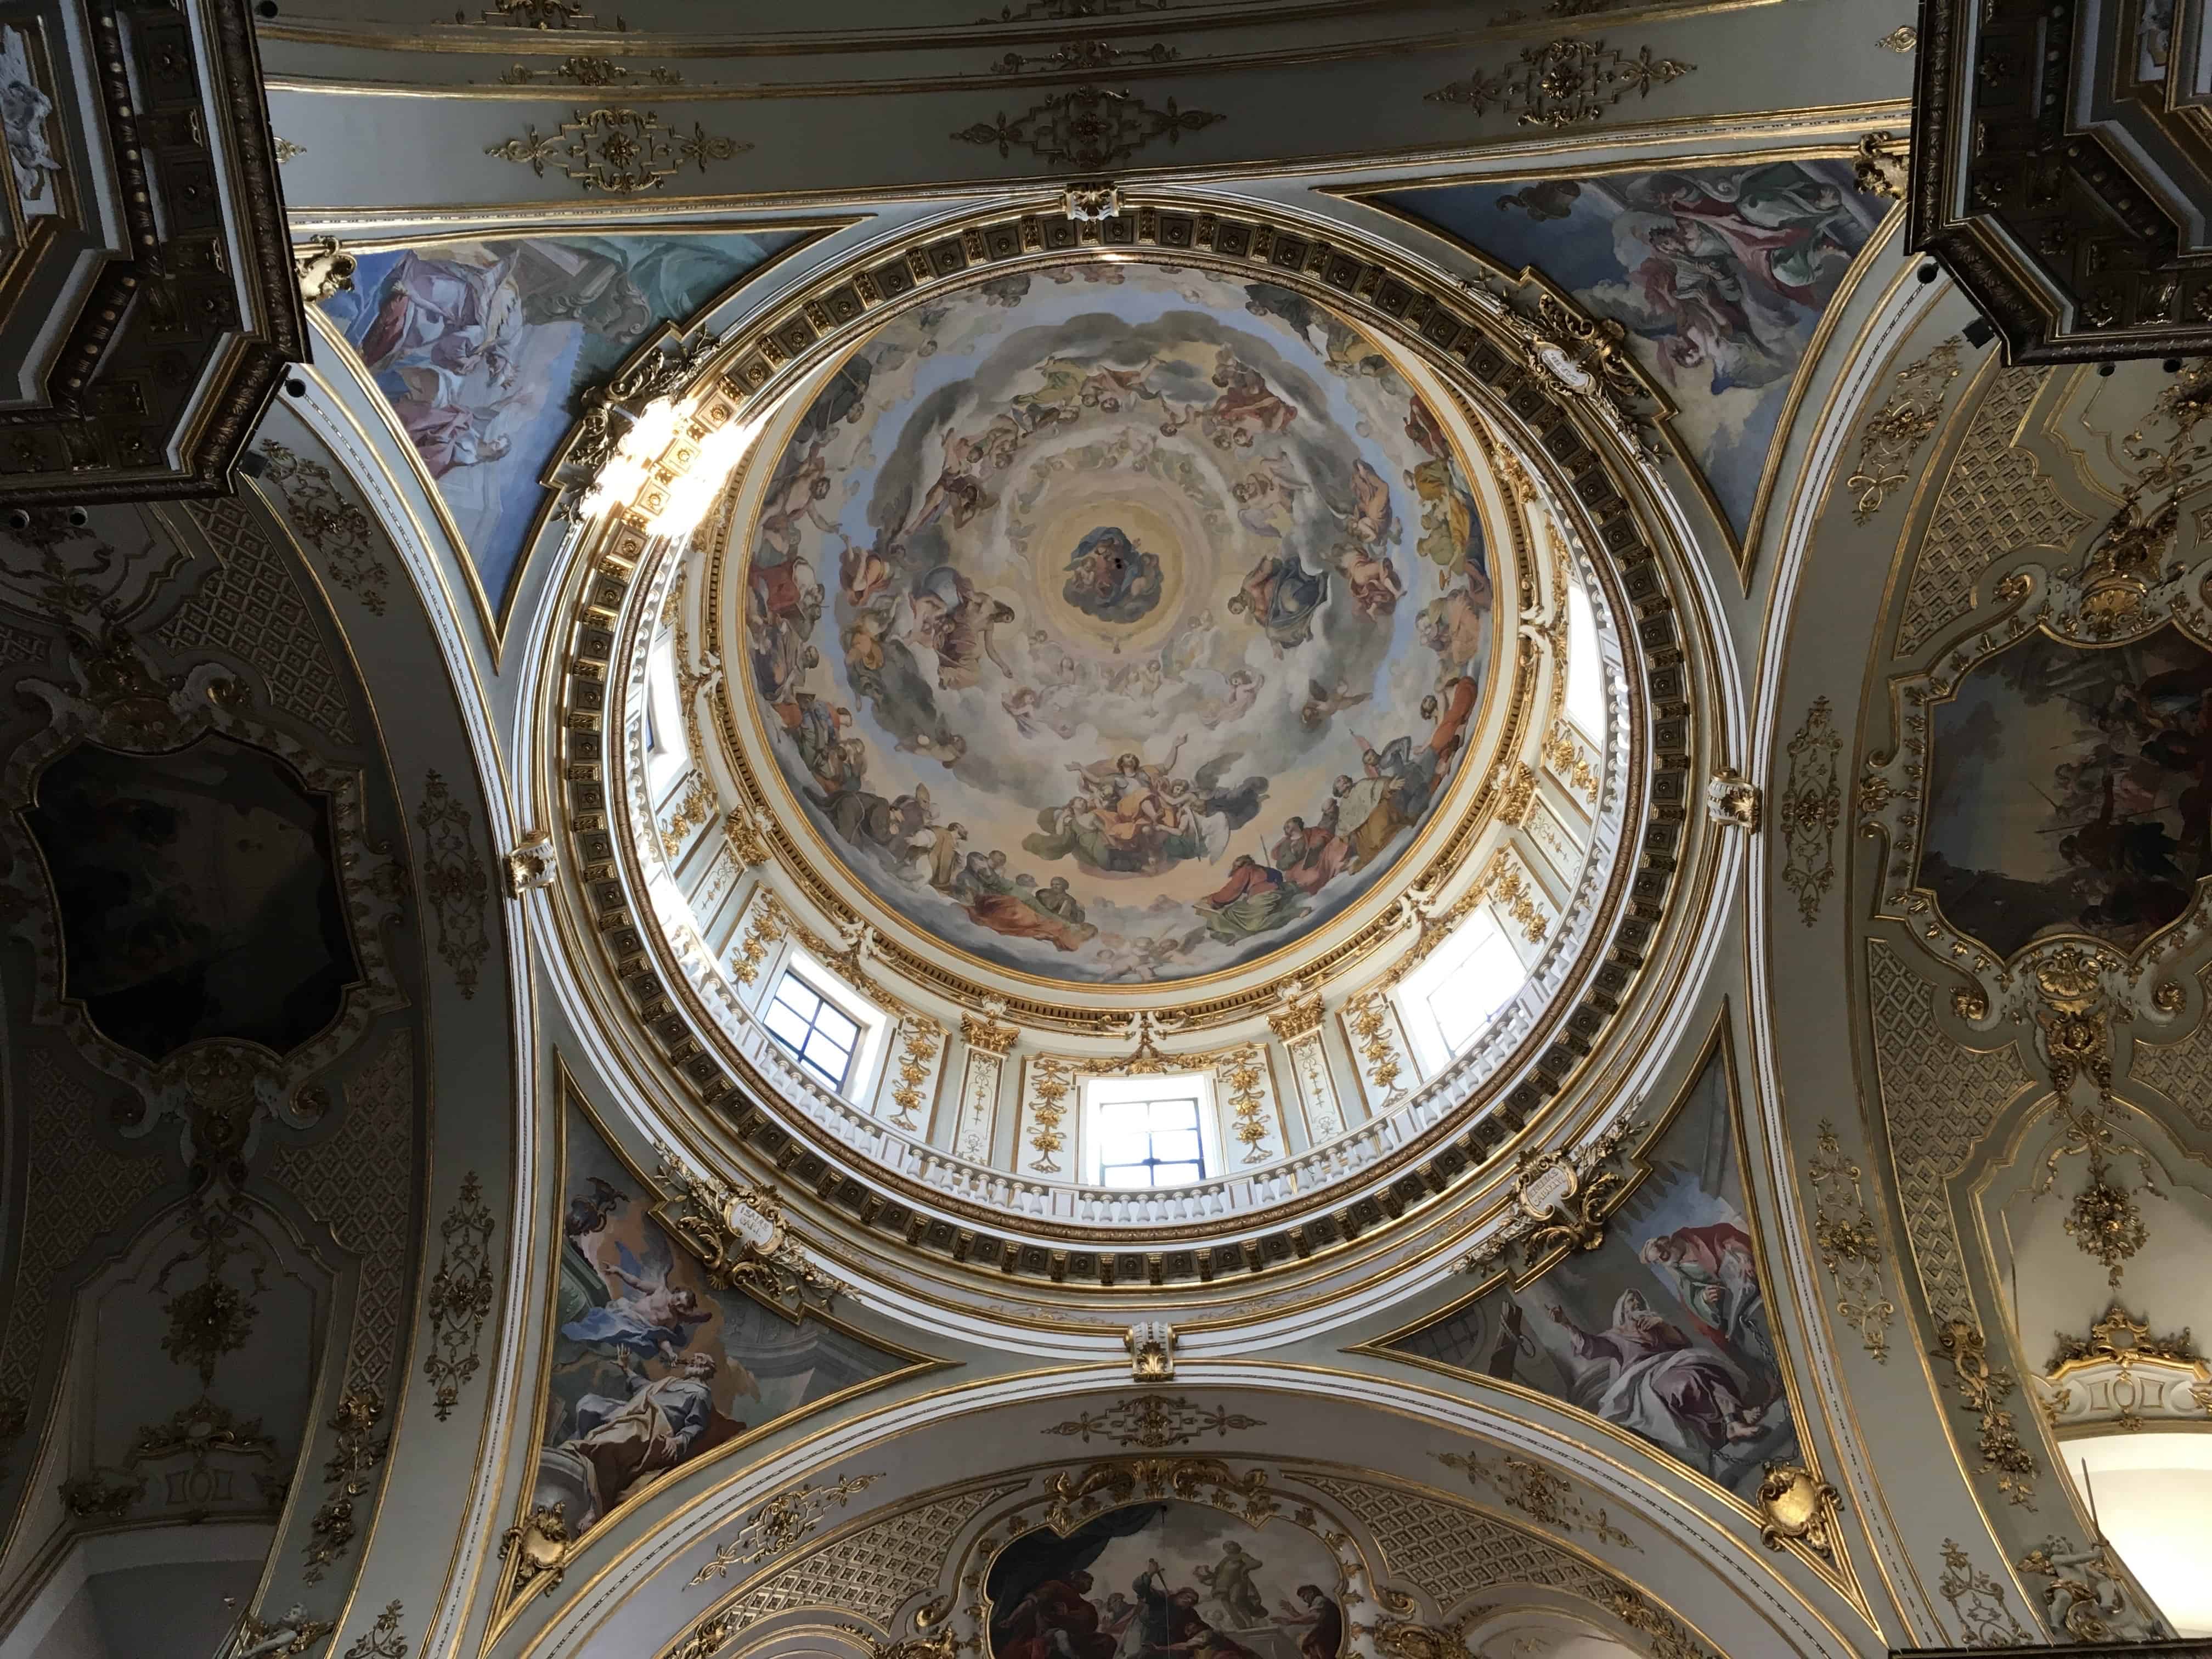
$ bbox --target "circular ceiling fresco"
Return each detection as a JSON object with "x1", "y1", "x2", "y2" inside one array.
[{"x1": 733, "y1": 259, "x2": 1499, "y2": 986}]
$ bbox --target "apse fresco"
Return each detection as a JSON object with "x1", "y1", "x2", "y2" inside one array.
[
  {"x1": 25, "y1": 735, "x2": 359, "y2": 1062},
  {"x1": 1922, "y1": 627, "x2": 2212, "y2": 957},
  {"x1": 1386, "y1": 1046, "x2": 1795, "y2": 1500},
  {"x1": 535, "y1": 1098, "x2": 909, "y2": 1534},
  {"x1": 1374, "y1": 161, "x2": 1885, "y2": 541},
  {"x1": 988, "y1": 1502, "x2": 1345, "y2": 1659},
  {"x1": 740, "y1": 261, "x2": 1496, "y2": 985},
  {"x1": 321, "y1": 230, "x2": 807, "y2": 614}
]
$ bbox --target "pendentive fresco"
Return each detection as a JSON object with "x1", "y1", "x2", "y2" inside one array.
[
  {"x1": 740, "y1": 261, "x2": 1494, "y2": 985},
  {"x1": 1377, "y1": 160, "x2": 1885, "y2": 543},
  {"x1": 535, "y1": 1096, "x2": 909, "y2": 1538},
  {"x1": 320, "y1": 231, "x2": 809, "y2": 612},
  {"x1": 1387, "y1": 1043, "x2": 1796, "y2": 1502}
]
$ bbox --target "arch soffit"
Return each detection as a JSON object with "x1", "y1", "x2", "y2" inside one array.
[{"x1": 491, "y1": 1367, "x2": 1868, "y2": 1659}]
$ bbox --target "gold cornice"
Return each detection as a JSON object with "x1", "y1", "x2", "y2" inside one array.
[
  {"x1": 261, "y1": 0, "x2": 1778, "y2": 72},
  {"x1": 281, "y1": 103, "x2": 1912, "y2": 232}
]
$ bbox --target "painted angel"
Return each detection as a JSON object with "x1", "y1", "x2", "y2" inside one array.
[{"x1": 560, "y1": 1231, "x2": 711, "y2": 1365}]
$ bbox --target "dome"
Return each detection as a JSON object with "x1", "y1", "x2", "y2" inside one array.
[
  {"x1": 727, "y1": 259, "x2": 1502, "y2": 991},
  {"x1": 549, "y1": 195, "x2": 1708, "y2": 1317}
]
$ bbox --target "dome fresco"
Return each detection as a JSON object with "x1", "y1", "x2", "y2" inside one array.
[{"x1": 735, "y1": 260, "x2": 1499, "y2": 986}]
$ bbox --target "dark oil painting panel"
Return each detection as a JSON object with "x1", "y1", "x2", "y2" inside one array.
[
  {"x1": 1385, "y1": 1046, "x2": 1795, "y2": 1502},
  {"x1": 1921, "y1": 626, "x2": 2212, "y2": 958},
  {"x1": 24, "y1": 733, "x2": 360, "y2": 1063},
  {"x1": 533, "y1": 1097, "x2": 910, "y2": 1536},
  {"x1": 989, "y1": 1501, "x2": 1345, "y2": 1659}
]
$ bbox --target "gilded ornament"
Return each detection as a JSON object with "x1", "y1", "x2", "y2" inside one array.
[
  {"x1": 1844, "y1": 338, "x2": 1961, "y2": 522},
  {"x1": 667, "y1": 1615, "x2": 738, "y2": 1659},
  {"x1": 2051, "y1": 1302, "x2": 2198, "y2": 1369},
  {"x1": 2016, "y1": 1535, "x2": 2159, "y2": 1640},
  {"x1": 951, "y1": 86, "x2": 1223, "y2": 170},
  {"x1": 1042, "y1": 1395, "x2": 1264, "y2": 1449},
  {"x1": 977, "y1": 0, "x2": 1169, "y2": 17},
  {"x1": 2153, "y1": 978, "x2": 2187, "y2": 1012},
  {"x1": 423, "y1": 1172, "x2": 498, "y2": 1420},
  {"x1": 304, "y1": 1383, "x2": 388, "y2": 1581},
  {"x1": 1064, "y1": 184, "x2": 1121, "y2": 223},
  {"x1": 500, "y1": 1503, "x2": 571, "y2": 1597},
  {"x1": 255, "y1": 441, "x2": 392, "y2": 617},
  {"x1": 1703, "y1": 768, "x2": 1760, "y2": 831},
  {"x1": 340, "y1": 1601, "x2": 407, "y2": 1659},
  {"x1": 127, "y1": 1393, "x2": 276, "y2": 1504},
  {"x1": 1778, "y1": 697, "x2": 1844, "y2": 926},
  {"x1": 980, "y1": 38, "x2": 1178, "y2": 75},
  {"x1": 656, "y1": 1146, "x2": 847, "y2": 1313},
  {"x1": 1426, "y1": 38, "x2": 1695, "y2": 127},
  {"x1": 1853, "y1": 131, "x2": 1910, "y2": 202},
  {"x1": 1346, "y1": 993, "x2": 1405, "y2": 1103},
  {"x1": 1804, "y1": 1120, "x2": 1895, "y2": 1362},
  {"x1": 1026, "y1": 1056, "x2": 1074, "y2": 1172},
  {"x1": 961, "y1": 1010, "x2": 1020, "y2": 1058},
  {"x1": 1371, "y1": 1626, "x2": 1460, "y2": 1659},
  {"x1": 1044, "y1": 1458, "x2": 1274, "y2": 1535},
  {"x1": 294, "y1": 236, "x2": 357, "y2": 304},
  {"x1": 486, "y1": 108, "x2": 751, "y2": 194},
  {"x1": 1880, "y1": 24, "x2": 1918, "y2": 49},
  {"x1": 1937, "y1": 1320, "x2": 2037, "y2": 1504},
  {"x1": 499, "y1": 55, "x2": 681, "y2": 85},
  {"x1": 1519, "y1": 292, "x2": 1660, "y2": 460},
  {"x1": 1127, "y1": 1320, "x2": 1176, "y2": 1380},
  {"x1": 729, "y1": 900, "x2": 786, "y2": 988},
  {"x1": 724, "y1": 808, "x2": 775, "y2": 868},
  {"x1": 1493, "y1": 759, "x2": 1538, "y2": 825},
  {"x1": 1542, "y1": 720, "x2": 1599, "y2": 800},
  {"x1": 1754, "y1": 1463, "x2": 1841, "y2": 1565},
  {"x1": 273, "y1": 136, "x2": 306, "y2": 163},
  {"x1": 659, "y1": 769, "x2": 716, "y2": 859},
  {"x1": 2070, "y1": 495, "x2": 2178, "y2": 638},
  {"x1": 1460, "y1": 1119, "x2": 1637, "y2": 1276},
  {"x1": 1221, "y1": 1046, "x2": 1271, "y2": 1162},
  {"x1": 2063, "y1": 1154, "x2": 2149, "y2": 1287},
  {"x1": 60, "y1": 1472, "x2": 143, "y2": 1518},
  {"x1": 1435, "y1": 1446, "x2": 1637, "y2": 1549},
  {"x1": 461, "y1": 0, "x2": 603, "y2": 21},
  {"x1": 1936, "y1": 1539, "x2": 2031, "y2": 1647},
  {"x1": 417, "y1": 771, "x2": 492, "y2": 1000},
  {"x1": 215, "y1": 1606, "x2": 336, "y2": 1659},
  {"x1": 1265, "y1": 982, "x2": 1325, "y2": 1043},
  {"x1": 887, "y1": 1018, "x2": 943, "y2": 1132},
  {"x1": 156, "y1": 1199, "x2": 271, "y2": 1384},
  {"x1": 687, "y1": 1471, "x2": 885, "y2": 1583},
  {"x1": 504, "y1": 830, "x2": 556, "y2": 898}
]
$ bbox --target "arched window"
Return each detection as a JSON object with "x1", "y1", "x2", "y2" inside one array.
[
  {"x1": 763, "y1": 967, "x2": 863, "y2": 1093},
  {"x1": 1398, "y1": 909, "x2": 1528, "y2": 1075},
  {"x1": 1084, "y1": 1073, "x2": 1217, "y2": 1188},
  {"x1": 1564, "y1": 574, "x2": 1605, "y2": 742}
]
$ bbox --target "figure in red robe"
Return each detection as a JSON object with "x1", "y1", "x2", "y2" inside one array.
[{"x1": 995, "y1": 1572, "x2": 1116, "y2": 1659}]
